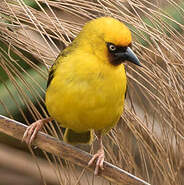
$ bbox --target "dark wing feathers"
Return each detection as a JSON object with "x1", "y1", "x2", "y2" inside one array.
[
  {"x1": 46, "y1": 42, "x2": 75, "y2": 88},
  {"x1": 47, "y1": 65, "x2": 55, "y2": 88},
  {"x1": 125, "y1": 83, "x2": 128, "y2": 99},
  {"x1": 46, "y1": 54, "x2": 61, "y2": 88}
]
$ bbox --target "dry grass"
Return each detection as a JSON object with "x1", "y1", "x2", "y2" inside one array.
[{"x1": 0, "y1": 0, "x2": 184, "y2": 184}]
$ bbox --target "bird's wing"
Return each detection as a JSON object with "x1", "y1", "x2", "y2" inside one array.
[
  {"x1": 125, "y1": 83, "x2": 128, "y2": 99},
  {"x1": 47, "y1": 42, "x2": 76, "y2": 88},
  {"x1": 47, "y1": 64, "x2": 55, "y2": 88},
  {"x1": 46, "y1": 53, "x2": 63, "y2": 88}
]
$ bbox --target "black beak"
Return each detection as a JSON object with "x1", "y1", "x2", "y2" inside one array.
[{"x1": 114, "y1": 47, "x2": 141, "y2": 66}]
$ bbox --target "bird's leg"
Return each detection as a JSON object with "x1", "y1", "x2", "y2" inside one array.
[
  {"x1": 22, "y1": 117, "x2": 53, "y2": 145},
  {"x1": 88, "y1": 131, "x2": 105, "y2": 175}
]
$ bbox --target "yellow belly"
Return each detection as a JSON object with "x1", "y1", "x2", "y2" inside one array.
[{"x1": 45, "y1": 58, "x2": 126, "y2": 133}]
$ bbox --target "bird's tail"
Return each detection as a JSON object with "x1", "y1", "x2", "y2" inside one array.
[{"x1": 64, "y1": 128, "x2": 93, "y2": 145}]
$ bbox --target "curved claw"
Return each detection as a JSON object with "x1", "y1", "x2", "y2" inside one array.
[
  {"x1": 22, "y1": 120, "x2": 45, "y2": 145},
  {"x1": 88, "y1": 149, "x2": 105, "y2": 175},
  {"x1": 22, "y1": 118, "x2": 53, "y2": 145}
]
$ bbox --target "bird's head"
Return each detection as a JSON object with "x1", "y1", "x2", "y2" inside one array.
[{"x1": 77, "y1": 17, "x2": 141, "y2": 66}]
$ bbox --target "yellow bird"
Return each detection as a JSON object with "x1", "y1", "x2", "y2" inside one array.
[{"x1": 23, "y1": 17, "x2": 141, "y2": 175}]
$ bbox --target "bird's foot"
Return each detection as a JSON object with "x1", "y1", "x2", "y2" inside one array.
[
  {"x1": 22, "y1": 118, "x2": 52, "y2": 145},
  {"x1": 88, "y1": 148, "x2": 105, "y2": 175}
]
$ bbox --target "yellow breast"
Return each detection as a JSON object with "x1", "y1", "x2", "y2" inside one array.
[{"x1": 45, "y1": 53, "x2": 127, "y2": 133}]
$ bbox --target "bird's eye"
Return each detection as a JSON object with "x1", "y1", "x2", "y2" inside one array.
[{"x1": 108, "y1": 44, "x2": 116, "y2": 51}]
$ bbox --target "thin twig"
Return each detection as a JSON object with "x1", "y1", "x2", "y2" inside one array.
[{"x1": 0, "y1": 115, "x2": 150, "y2": 185}]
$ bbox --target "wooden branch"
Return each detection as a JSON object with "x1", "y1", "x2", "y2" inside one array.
[
  {"x1": 0, "y1": 115, "x2": 151, "y2": 185},
  {"x1": 0, "y1": 143, "x2": 104, "y2": 185},
  {"x1": 0, "y1": 143, "x2": 58, "y2": 184}
]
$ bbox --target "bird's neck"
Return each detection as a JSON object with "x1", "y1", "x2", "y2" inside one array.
[{"x1": 73, "y1": 35, "x2": 109, "y2": 64}]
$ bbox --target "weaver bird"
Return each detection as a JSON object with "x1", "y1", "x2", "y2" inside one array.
[{"x1": 22, "y1": 17, "x2": 141, "y2": 175}]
